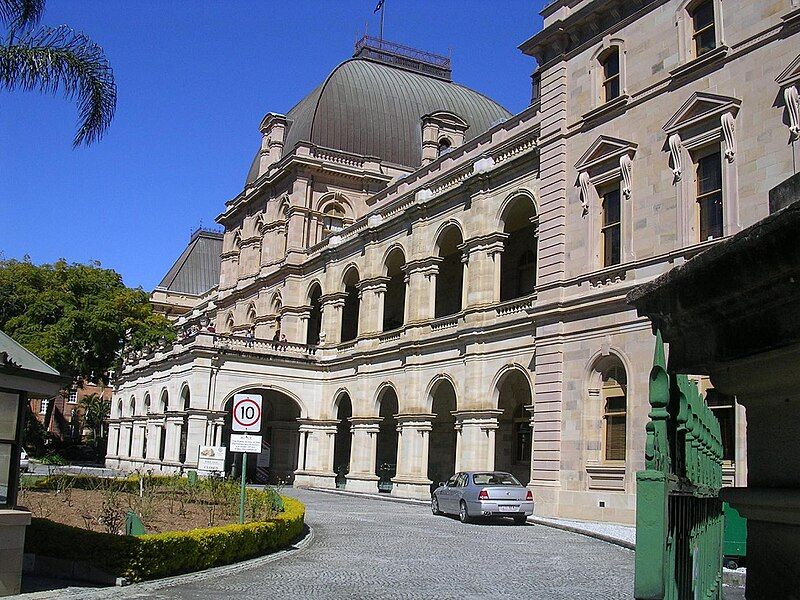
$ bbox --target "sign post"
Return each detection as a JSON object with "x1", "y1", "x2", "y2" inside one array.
[{"x1": 231, "y1": 393, "x2": 263, "y2": 524}]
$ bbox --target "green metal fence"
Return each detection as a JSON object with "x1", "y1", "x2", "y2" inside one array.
[{"x1": 635, "y1": 331, "x2": 724, "y2": 599}]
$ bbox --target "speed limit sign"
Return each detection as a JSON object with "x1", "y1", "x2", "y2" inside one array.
[{"x1": 232, "y1": 393, "x2": 262, "y2": 433}]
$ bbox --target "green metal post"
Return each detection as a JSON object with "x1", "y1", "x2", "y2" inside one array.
[{"x1": 239, "y1": 452, "x2": 248, "y2": 524}]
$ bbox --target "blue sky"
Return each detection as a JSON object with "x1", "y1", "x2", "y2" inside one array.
[{"x1": 1, "y1": 1, "x2": 545, "y2": 290}]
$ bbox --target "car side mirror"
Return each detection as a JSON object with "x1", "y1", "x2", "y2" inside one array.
[{"x1": 439, "y1": 482, "x2": 446, "y2": 488}]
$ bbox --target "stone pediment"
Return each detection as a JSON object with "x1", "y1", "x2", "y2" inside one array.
[
  {"x1": 663, "y1": 92, "x2": 741, "y2": 135},
  {"x1": 776, "y1": 53, "x2": 800, "y2": 87},
  {"x1": 574, "y1": 136, "x2": 637, "y2": 172}
]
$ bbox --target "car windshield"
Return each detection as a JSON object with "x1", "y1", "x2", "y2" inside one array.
[{"x1": 472, "y1": 472, "x2": 521, "y2": 486}]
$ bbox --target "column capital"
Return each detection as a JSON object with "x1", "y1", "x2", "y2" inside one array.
[
  {"x1": 453, "y1": 409, "x2": 503, "y2": 430},
  {"x1": 395, "y1": 413, "x2": 435, "y2": 430},
  {"x1": 404, "y1": 256, "x2": 442, "y2": 275},
  {"x1": 321, "y1": 291, "x2": 348, "y2": 306},
  {"x1": 297, "y1": 418, "x2": 338, "y2": 434},
  {"x1": 357, "y1": 276, "x2": 390, "y2": 293}
]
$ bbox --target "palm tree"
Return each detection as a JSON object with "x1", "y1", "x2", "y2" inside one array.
[
  {"x1": 0, "y1": 0, "x2": 116, "y2": 146},
  {"x1": 79, "y1": 392, "x2": 110, "y2": 446}
]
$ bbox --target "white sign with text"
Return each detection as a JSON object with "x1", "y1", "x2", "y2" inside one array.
[
  {"x1": 197, "y1": 445, "x2": 226, "y2": 476},
  {"x1": 229, "y1": 433, "x2": 263, "y2": 454}
]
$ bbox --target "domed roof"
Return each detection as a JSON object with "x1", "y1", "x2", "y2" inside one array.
[{"x1": 246, "y1": 54, "x2": 511, "y2": 184}]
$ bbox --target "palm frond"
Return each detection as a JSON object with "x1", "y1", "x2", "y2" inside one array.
[
  {"x1": 0, "y1": 24, "x2": 116, "y2": 146},
  {"x1": 0, "y1": 0, "x2": 45, "y2": 32}
]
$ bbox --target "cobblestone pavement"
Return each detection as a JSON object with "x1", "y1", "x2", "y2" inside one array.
[{"x1": 64, "y1": 487, "x2": 634, "y2": 600}]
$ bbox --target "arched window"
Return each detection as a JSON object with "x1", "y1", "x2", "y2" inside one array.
[
  {"x1": 143, "y1": 394, "x2": 151, "y2": 415},
  {"x1": 129, "y1": 396, "x2": 136, "y2": 417},
  {"x1": 246, "y1": 303, "x2": 257, "y2": 325},
  {"x1": 307, "y1": 283, "x2": 323, "y2": 345},
  {"x1": 434, "y1": 225, "x2": 464, "y2": 318},
  {"x1": 598, "y1": 47, "x2": 620, "y2": 103},
  {"x1": 116, "y1": 400, "x2": 123, "y2": 419},
  {"x1": 341, "y1": 267, "x2": 360, "y2": 342},
  {"x1": 383, "y1": 248, "x2": 406, "y2": 331},
  {"x1": 322, "y1": 203, "x2": 346, "y2": 238},
  {"x1": 500, "y1": 196, "x2": 538, "y2": 302},
  {"x1": 159, "y1": 390, "x2": 168, "y2": 413},
  {"x1": 179, "y1": 386, "x2": 190, "y2": 464},
  {"x1": 602, "y1": 364, "x2": 627, "y2": 461},
  {"x1": 437, "y1": 138, "x2": 452, "y2": 157},
  {"x1": 225, "y1": 313, "x2": 235, "y2": 333}
]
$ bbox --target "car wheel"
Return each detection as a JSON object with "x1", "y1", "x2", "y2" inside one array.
[
  {"x1": 431, "y1": 496, "x2": 441, "y2": 516},
  {"x1": 513, "y1": 514, "x2": 527, "y2": 525},
  {"x1": 459, "y1": 501, "x2": 471, "y2": 524}
]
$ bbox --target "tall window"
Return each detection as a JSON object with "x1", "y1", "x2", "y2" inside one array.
[
  {"x1": 601, "y1": 186, "x2": 622, "y2": 267},
  {"x1": 68, "y1": 389, "x2": 78, "y2": 404},
  {"x1": 437, "y1": 138, "x2": 452, "y2": 157},
  {"x1": 602, "y1": 365, "x2": 627, "y2": 461},
  {"x1": 706, "y1": 390, "x2": 735, "y2": 462},
  {"x1": 142, "y1": 427, "x2": 148, "y2": 459},
  {"x1": 500, "y1": 195, "x2": 538, "y2": 302},
  {"x1": 39, "y1": 398, "x2": 49, "y2": 415},
  {"x1": 600, "y1": 48, "x2": 620, "y2": 103},
  {"x1": 695, "y1": 150, "x2": 723, "y2": 241},
  {"x1": 531, "y1": 71, "x2": 541, "y2": 105},
  {"x1": 691, "y1": 0, "x2": 716, "y2": 57},
  {"x1": 514, "y1": 404, "x2": 532, "y2": 463},
  {"x1": 158, "y1": 426, "x2": 166, "y2": 461},
  {"x1": 341, "y1": 268, "x2": 360, "y2": 342},
  {"x1": 434, "y1": 226, "x2": 464, "y2": 318},
  {"x1": 322, "y1": 204, "x2": 346, "y2": 238}
]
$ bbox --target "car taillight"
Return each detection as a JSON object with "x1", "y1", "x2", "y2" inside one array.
[
  {"x1": 478, "y1": 489, "x2": 489, "y2": 500},
  {"x1": 526, "y1": 490, "x2": 534, "y2": 501}
]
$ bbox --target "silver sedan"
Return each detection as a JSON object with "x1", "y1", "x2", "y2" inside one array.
[{"x1": 431, "y1": 471, "x2": 534, "y2": 524}]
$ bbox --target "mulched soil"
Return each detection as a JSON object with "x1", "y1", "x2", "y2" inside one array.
[{"x1": 18, "y1": 487, "x2": 239, "y2": 534}]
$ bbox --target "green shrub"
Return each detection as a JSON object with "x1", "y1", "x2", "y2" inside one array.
[{"x1": 24, "y1": 495, "x2": 305, "y2": 582}]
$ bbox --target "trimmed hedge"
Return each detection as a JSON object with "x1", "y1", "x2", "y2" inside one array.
[{"x1": 25, "y1": 496, "x2": 305, "y2": 582}]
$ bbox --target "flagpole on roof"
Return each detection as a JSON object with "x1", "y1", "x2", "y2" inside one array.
[{"x1": 374, "y1": 0, "x2": 385, "y2": 44}]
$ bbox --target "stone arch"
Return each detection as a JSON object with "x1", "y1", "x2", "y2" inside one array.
[
  {"x1": 427, "y1": 375, "x2": 458, "y2": 486},
  {"x1": 221, "y1": 387, "x2": 303, "y2": 484},
  {"x1": 245, "y1": 302, "x2": 257, "y2": 326},
  {"x1": 128, "y1": 395, "x2": 136, "y2": 417},
  {"x1": 178, "y1": 383, "x2": 191, "y2": 464},
  {"x1": 434, "y1": 223, "x2": 465, "y2": 318},
  {"x1": 382, "y1": 246, "x2": 407, "y2": 331},
  {"x1": 499, "y1": 193, "x2": 538, "y2": 302},
  {"x1": 490, "y1": 363, "x2": 534, "y2": 408},
  {"x1": 341, "y1": 265, "x2": 360, "y2": 342},
  {"x1": 307, "y1": 281, "x2": 323, "y2": 345},
  {"x1": 331, "y1": 387, "x2": 353, "y2": 417},
  {"x1": 375, "y1": 384, "x2": 400, "y2": 491},
  {"x1": 317, "y1": 191, "x2": 354, "y2": 217},
  {"x1": 496, "y1": 188, "x2": 539, "y2": 226},
  {"x1": 373, "y1": 381, "x2": 400, "y2": 414},
  {"x1": 432, "y1": 219, "x2": 465, "y2": 251},
  {"x1": 225, "y1": 312, "x2": 235, "y2": 334},
  {"x1": 218, "y1": 383, "x2": 309, "y2": 418},
  {"x1": 332, "y1": 390, "x2": 353, "y2": 488},
  {"x1": 493, "y1": 365, "x2": 533, "y2": 483},
  {"x1": 158, "y1": 388, "x2": 169, "y2": 413}
]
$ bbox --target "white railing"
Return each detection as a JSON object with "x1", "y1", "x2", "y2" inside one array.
[{"x1": 214, "y1": 334, "x2": 317, "y2": 355}]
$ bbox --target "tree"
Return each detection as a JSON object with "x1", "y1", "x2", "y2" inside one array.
[
  {"x1": 0, "y1": 0, "x2": 116, "y2": 146},
  {"x1": 79, "y1": 392, "x2": 110, "y2": 447},
  {"x1": 0, "y1": 258, "x2": 174, "y2": 380}
]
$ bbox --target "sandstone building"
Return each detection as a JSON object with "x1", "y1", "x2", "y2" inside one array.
[{"x1": 106, "y1": 0, "x2": 800, "y2": 523}]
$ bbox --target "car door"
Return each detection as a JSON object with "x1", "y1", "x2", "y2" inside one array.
[
  {"x1": 441, "y1": 473, "x2": 460, "y2": 513},
  {"x1": 451, "y1": 473, "x2": 468, "y2": 510}
]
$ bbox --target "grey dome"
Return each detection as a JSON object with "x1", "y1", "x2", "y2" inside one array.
[{"x1": 246, "y1": 57, "x2": 511, "y2": 184}]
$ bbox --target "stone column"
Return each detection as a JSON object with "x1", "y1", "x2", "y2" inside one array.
[
  {"x1": 392, "y1": 414, "x2": 434, "y2": 499},
  {"x1": 276, "y1": 306, "x2": 310, "y2": 345},
  {"x1": 320, "y1": 293, "x2": 347, "y2": 345},
  {"x1": 183, "y1": 414, "x2": 207, "y2": 468},
  {"x1": 144, "y1": 420, "x2": 158, "y2": 463},
  {"x1": 358, "y1": 277, "x2": 389, "y2": 336},
  {"x1": 164, "y1": 416, "x2": 184, "y2": 470},
  {"x1": 454, "y1": 410, "x2": 502, "y2": 471},
  {"x1": 345, "y1": 417, "x2": 382, "y2": 494},
  {"x1": 106, "y1": 424, "x2": 120, "y2": 463},
  {"x1": 461, "y1": 234, "x2": 506, "y2": 308},
  {"x1": 294, "y1": 420, "x2": 338, "y2": 489},
  {"x1": 403, "y1": 258, "x2": 440, "y2": 323}
]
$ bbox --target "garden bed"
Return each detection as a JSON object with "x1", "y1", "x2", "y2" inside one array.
[{"x1": 20, "y1": 474, "x2": 305, "y2": 582}]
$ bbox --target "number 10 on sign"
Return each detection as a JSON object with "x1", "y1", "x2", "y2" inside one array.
[{"x1": 232, "y1": 393, "x2": 262, "y2": 433}]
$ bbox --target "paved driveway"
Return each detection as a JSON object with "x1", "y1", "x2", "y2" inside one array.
[{"x1": 26, "y1": 488, "x2": 635, "y2": 599}]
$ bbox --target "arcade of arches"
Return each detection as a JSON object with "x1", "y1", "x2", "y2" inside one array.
[{"x1": 207, "y1": 370, "x2": 536, "y2": 499}]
